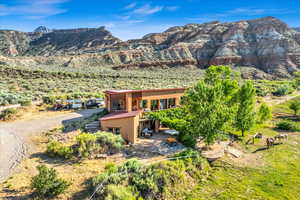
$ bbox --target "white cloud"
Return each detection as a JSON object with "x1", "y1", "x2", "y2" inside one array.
[
  {"x1": 124, "y1": 2, "x2": 136, "y2": 10},
  {"x1": 104, "y1": 23, "x2": 115, "y2": 29},
  {"x1": 0, "y1": 0, "x2": 68, "y2": 19},
  {"x1": 133, "y1": 4, "x2": 163, "y2": 15}
]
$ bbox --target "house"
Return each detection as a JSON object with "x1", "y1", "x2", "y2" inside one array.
[{"x1": 99, "y1": 88, "x2": 186, "y2": 143}]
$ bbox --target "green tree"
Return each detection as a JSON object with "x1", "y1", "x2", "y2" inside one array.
[
  {"x1": 31, "y1": 165, "x2": 70, "y2": 198},
  {"x1": 184, "y1": 66, "x2": 239, "y2": 146},
  {"x1": 235, "y1": 81, "x2": 256, "y2": 137},
  {"x1": 289, "y1": 101, "x2": 300, "y2": 115},
  {"x1": 257, "y1": 103, "x2": 272, "y2": 123},
  {"x1": 148, "y1": 65, "x2": 240, "y2": 147}
]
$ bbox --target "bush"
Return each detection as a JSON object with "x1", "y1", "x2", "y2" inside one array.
[
  {"x1": 0, "y1": 108, "x2": 18, "y2": 121},
  {"x1": 105, "y1": 185, "x2": 138, "y2": 200},
  {"x1": 42, "y1": 95, "x2": 57, "y2": 105},
  {"x1": 272, "y1": 85, "x2": 294, "y2": 96},
  {"x1": 92, "y1": 152, "x2": 209, "y2": 200},
  {"x1": 95, "y1": 131, "x2": 125, "y2": 154},
  {"x1": 31, "y1": 165, "x2": 70, "y2": 198},
  {"x1": 275, "y1": 121, "x2": 297, "y2": 131},
  {"x1": 46, "y1": 141, "x2": 73, "y2": 159},
  {"x1": 76, "y1": 133, "x2": 98, "y2": 158},
  {"x1": 20, "y1": 99, "x2": 32, "y2": 106}
]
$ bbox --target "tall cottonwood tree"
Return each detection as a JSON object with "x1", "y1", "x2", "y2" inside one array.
[
  {"x1": 184, "y1": 66, "x2": 239, "y2": 146},
  {"x1": 235, "y1": 81, "x2": 256, "y2": 137}
]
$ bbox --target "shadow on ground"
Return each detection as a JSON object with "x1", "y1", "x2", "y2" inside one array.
[
  {"x1": 30, "y1": 152, "x2": 78, "y2": 166},
  {"x1": 276, "y1": 115, "x2": 300, "y2": 122}
]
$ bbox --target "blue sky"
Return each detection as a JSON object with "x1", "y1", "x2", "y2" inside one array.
[{"x1": 0, "y1": 0, "x2": 299, "y2": 40}]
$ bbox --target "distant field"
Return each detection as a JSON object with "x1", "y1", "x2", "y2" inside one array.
[
  {"x1": 0, "y1": 65, "x2": 203, "y2": 104},
  {"x1": 0, "y1": 64, "x2": 295, "y2": 106}
]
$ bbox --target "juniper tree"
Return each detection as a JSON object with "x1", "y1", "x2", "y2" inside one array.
[{"x1": 289, "y1": 101, "x2": 300, "y2": 115}]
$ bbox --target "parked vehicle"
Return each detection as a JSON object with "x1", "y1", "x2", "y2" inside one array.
[{"x1": 86, "y1": 98, "x2": 104, "y2": 108}]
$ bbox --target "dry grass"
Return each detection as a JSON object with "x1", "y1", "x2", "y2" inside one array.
[{"x1": 0, "y1": 131, "x2": 125, "y2": 200}]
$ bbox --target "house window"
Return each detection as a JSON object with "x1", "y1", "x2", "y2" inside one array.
[
  {"x1": 160, "y1": 99, "x2": 167, "y2": 110},
  {"x1": 140, "y1": 100, "x2": 148, "y2": 109},
  {"x1": 107, "y1": 127, "x2": 120, "y2": 135},
  {"x1": 108, "y1": 128, "x2": 114, "y2": 132},
  {"x1": 115, "y1": 128, "x2": 120, "y2": 135},
  {"x1": 168, "y1": 98, "x2": 176, "y2": 108},
  {"x1": 151, "y1": 100, "x2": 159, "y2": 111}
]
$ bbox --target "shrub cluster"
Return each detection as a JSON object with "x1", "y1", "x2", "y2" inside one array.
[
  {"x1": 272, "y1": 84, "x2": 294, "y2": 96},
  {"x1": 46, "y1": 131, "x2": 124, "y2": 160},
  {"x1": 46, "y1": 141, "x2": 73, "y2": 159},
  {"x1": 42, "y1": 92, "x2": 103, "y2": 105},
  {"x1": 31, "y1": 165, "x2": 70, "y2": 198},
  {"x1": 0, "y1": 108, "x2": 18, "y2": 121},
  {"x1": 95, "y1": 131, "x2": 124, "y2": 154},
  {"x1": 91, "y1": 150, "x2": 209, "y2": 200},
  {"x1": 275, "y1": 121, "x2": 297, "y2": 131},
  {"x1": 0, "y1": 91, "x2": 32, "y2": 106}
]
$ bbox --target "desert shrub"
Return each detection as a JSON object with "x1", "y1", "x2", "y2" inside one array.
[
  {"x1": 20, "y1": 99, "x2": 32, "y2": 106},
  {"x1": 275, "y1": 121, "x2": 297, "y2": 131},
  {"x1": 255, "y1": 86, "x2": 269, "y2": 97},
  {"x1": 42, "y1": 95, "x2": 56, "y2": 104},
  {"x1": 92, "y1": 152, "x2": 209, "y2": 200},
  {"x1": 0, "y1": 108, "x2": 18, "y2": 121},
  {"x1": 95, "y1": 131, "x2": 125, "y2": 154},
  {"x1": 76, "y1": 133, "x2": 98, "y2": 158},
  {"x1": 272, "y1": 84, "x2": 294, "y2": 96},
  {"x1": 31, "y1": 165, "x2": 70, "y2": 198},
  {"x1": 105, "y1": 185, "x2": 138, "y2": 200},
  {"x1": 46, "y1": 141, "x2": 73, "y2": 159}
]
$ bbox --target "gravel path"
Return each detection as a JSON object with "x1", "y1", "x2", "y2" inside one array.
[{"x1": 0, "y1": 108, "x2": 102, "y2": 182}]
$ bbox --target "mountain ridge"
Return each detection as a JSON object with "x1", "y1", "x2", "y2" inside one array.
[{"x1": 1, "y1": 16, "x2": 300, "y2": 78}]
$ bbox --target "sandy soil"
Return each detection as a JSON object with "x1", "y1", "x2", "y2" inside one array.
[{"x1": 0, "y1": 108, "x2": 102, "y2": 182}]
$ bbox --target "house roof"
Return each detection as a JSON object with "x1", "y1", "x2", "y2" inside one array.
[
  {"x1": 100, "y1": 110, "x2": 141, "y2": 121},
  {"x1": 105, "y1": 88, "x2": 186, "y2": 95}
]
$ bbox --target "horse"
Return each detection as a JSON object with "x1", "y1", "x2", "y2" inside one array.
[
  {"x1": 274, "y1": 133, "x2": 288, "y2": 142},
  {"x1": 266, "y1": 138, "x2": 275, "y2": 148}
]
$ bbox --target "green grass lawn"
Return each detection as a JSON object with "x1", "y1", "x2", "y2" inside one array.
[{"x1": 188, "y1": 96, "x2": 300, "y2": 200}]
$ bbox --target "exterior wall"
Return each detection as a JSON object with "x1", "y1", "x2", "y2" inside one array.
[
  {"x1": 102, "y1": 88, "x2": 185, "y2": 143},
  {"x1": 125, "y1": 93, "x2": 132, "y2": 112},
  {"x1": 141, "y1": 89, "x2": 185, "y2": 100},
  {"x1": 101, "y1": 115, "x2": 140, "y2": 144}
]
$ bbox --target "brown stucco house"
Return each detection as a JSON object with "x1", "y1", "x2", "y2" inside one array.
[{"x1": 99, "y1": 88, "x2": 186, "y2": 144}]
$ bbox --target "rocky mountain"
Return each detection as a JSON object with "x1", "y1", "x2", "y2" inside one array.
[
  {"x1": 0, "y1": 26, "x2": 121, "y2": 56},
  {"x1": 293, "y1": 27, "x2": 300, "y2": 32},
  {"x1": 34, "y1": 26, "x2": 52, "y2": 33},
  {"x1": 1, "y1": 17, "x2": 300, "y2": 78}
]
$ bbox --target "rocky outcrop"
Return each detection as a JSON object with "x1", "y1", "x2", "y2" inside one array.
[
  {"x1": 0, "y1": 17, "x2": 300, "y2": 78},
  {"x1": 34, "y1": 26, "x2": 52, "y2": 33}
]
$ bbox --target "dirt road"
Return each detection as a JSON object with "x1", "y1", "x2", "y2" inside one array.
[{"x1": 0, "y1": 108, "x2": 102, "y2": 182}]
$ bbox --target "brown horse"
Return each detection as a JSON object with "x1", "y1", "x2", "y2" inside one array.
[{"x1": 266, "y1": 138, "x2": 275, "y2": 148}]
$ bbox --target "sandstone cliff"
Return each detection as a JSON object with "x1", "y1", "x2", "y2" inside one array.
[{"x1": 0, "y1": 17, "x2": 300, "y2": 78}]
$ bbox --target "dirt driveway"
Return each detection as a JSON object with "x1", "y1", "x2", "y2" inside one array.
[{"x1": 0, "y1": 108, "x2": 102, "y2": 182}]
